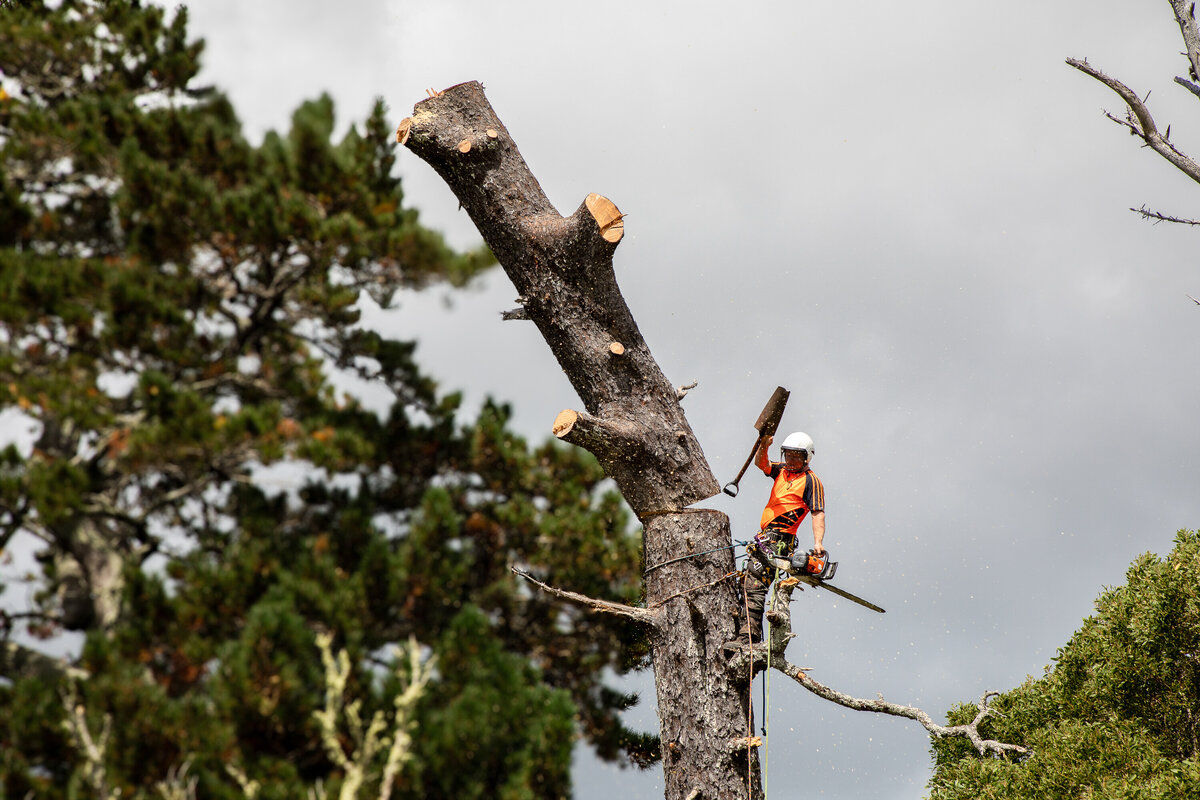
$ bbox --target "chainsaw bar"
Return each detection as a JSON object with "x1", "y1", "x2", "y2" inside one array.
[
  {"x1": 755, "y1": 550, "x2": 887, "y2": 614},
  {"x1": 789, "y1": 574, "x2": 886, "y2": 614}
]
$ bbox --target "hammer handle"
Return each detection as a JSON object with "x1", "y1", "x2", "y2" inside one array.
[{"x1": 722, "y1": 435, "x2": 765, "y2": 497}]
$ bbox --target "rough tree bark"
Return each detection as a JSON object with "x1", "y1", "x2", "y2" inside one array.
[{"x1": 398, "y1": 81, "x2": 1024, "y2": 800}]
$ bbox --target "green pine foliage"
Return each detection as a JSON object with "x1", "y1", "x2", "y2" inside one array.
[
  {"x1": 0, "y1": 1, "x2": 651, "y2": 797},
  {"x1": 929, "y1": 530, "x2": 1200, "y2": 799}
]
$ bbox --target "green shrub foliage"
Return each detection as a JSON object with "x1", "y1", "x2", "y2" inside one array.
[{"x1": 929, "y1": 530, "x2": 1200, "y2": 799}]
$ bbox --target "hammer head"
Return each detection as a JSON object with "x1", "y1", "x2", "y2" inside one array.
[{"x1": 754, "y1": 386, "x2": 790, "y2": 437}]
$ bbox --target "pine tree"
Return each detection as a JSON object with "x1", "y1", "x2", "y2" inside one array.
[
  {"x1": 928, "y1": 529, "x2": 1200, "y2": 799},
  {"x1": 0, "y1": 2, "x2": 652, "y2": 796}
]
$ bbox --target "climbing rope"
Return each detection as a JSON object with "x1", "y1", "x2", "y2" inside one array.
[
  {"x1": 647, "y1": 571, "x2": 739, "y2": 609},
  {"x1": 644, "y1": 540, "x2": 749, "y2": 573},
  {"x1": 763, "y1": 584, "x2": 773, "y2": 798},
  {"x1": 743, "y1": 575, "x2": 754, "y2": 799}
]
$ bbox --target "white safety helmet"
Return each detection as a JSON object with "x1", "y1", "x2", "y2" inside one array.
[{"x1": 780, "y1": 431, "x2": 815, "y2": 464}]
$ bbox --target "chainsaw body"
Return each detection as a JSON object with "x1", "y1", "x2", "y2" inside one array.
[
  {"x1": 789, "y1": 548, "x2": 837, "y2": 580},
  {"x1": 747, "y1": 538, "x2": 837, "y2": 581}
]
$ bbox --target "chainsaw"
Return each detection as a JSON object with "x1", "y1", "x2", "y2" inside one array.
[{"x1": 747, "y1": 542, "x2": 885, "y2": 614}]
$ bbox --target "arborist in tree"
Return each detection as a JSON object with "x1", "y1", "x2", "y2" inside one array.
[{"x1": 729, "y1": 431, "x2": 825, "y2": 646}]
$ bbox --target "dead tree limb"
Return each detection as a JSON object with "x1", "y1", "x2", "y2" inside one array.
[
  {"x1": 510, "y1": 567, "x2": 663, "y2": 630},
  {"x1": 1132, "y1": 205, "x2": 1200, "y2": 225},
  {"x1": 775, "y1": 659, "x2": 1027, "y2": 758},
  {"x1": 765, "y1": 580, "x2": 1028, "y2": 758},
  {"x1": 399, "y1": 82, "x2": 718, "y2": 515},
  {"x1": 1169, "y1": 0, "x2": 1200, "y2": 88},
  {"x1": 1067, "y1": 1, "x2": 1200, "y2": 188},
  {"x1": 1066, "y1": 57, "x2": 1200, "y2": 185}
]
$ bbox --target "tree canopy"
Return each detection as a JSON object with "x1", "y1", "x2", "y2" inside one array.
[
  {"x1": 0, "y1": 1, "x2": 651, "y2": 796},
  {"x1": 929, "y1": 529, "x2": 1200, "y2": 799}
]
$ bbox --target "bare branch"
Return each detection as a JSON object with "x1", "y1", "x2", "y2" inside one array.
[
  {"x1": 1174, "y1": 75, "x2": 1200, "y2": 100},
  {"x1": 1170, "y1": 0, "x2": 1200, "y2": 89},
  {"x1": 510, "y1": 566, "x2": 663, "y2": 630},
  {"x1": 763, "y1": 580, "x2": 1027, "y2": 758},
  {"x1": 775, "y1": 658, "x2": 1027, "y2": 758},
  {"x1": 1131, "y1": 204, "x2": 1200, "y2": 225},
  {"x1": 1067, "y1": 57, "x2": 1200, "y2": 184}
]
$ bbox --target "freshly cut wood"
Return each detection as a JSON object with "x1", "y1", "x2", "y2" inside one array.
[
  {"x1": 585, "y1": 192, "x2": 625, "y2": 242},
  {"x1": 395, "y1": 117, "x2": 412, "y2": 145},
  {"x1": 486, "y1": 128, "x2": 499, "y2": 138},
  {"x1": 608, "y1": 342, "x2": 625, "y2": 356},
  {"x1": 552, "y1": 409, "x2": 578, "y2": 438},
  {"x1": 457, "y1": 138, "x2": 472, "y2": 153}
]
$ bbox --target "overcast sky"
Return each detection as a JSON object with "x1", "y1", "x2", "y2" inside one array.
[{"x1": 176, "y1": 1, "x2": 1200, "y2": 797}]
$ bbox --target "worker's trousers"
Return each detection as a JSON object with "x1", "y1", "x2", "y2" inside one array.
[{"x1": 735, "y1": 532, "x2": 795, "y2": 641}]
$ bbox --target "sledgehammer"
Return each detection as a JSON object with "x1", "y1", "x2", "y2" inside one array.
[{"x1": 722, "y1": 386, "x2": 790, "y2": 497}]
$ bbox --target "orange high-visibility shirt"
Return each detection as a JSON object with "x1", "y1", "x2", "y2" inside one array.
[{"x1": 758, "y1": 462, "x2": 825, "y2": 536}]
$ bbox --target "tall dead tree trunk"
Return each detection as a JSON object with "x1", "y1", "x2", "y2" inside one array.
[{"x1": 400, "y1": 82, "x2": 760, "y2": 800}]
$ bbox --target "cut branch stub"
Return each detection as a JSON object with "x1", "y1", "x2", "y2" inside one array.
[
  {"x1": 552, "y1": 408, "x2": 640, "y2": 463},
  {"x1": 552, "y1": 409, "x2": 579, "y2": 439},
  {"x1": 402, "y1": 81, "x2": 719, "y2": 513},
  {"x1": 585, "y1": 192, "x2": 625, "y2": 243}
]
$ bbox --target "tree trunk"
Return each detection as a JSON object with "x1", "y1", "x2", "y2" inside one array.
[{"x1": 401, "y1": 81, "x2": 759, "y2": 799}]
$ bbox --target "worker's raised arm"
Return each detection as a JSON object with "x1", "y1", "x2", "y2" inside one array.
[{"x1": 755, "y1": 435, "x2": 773, "y2": 474}]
